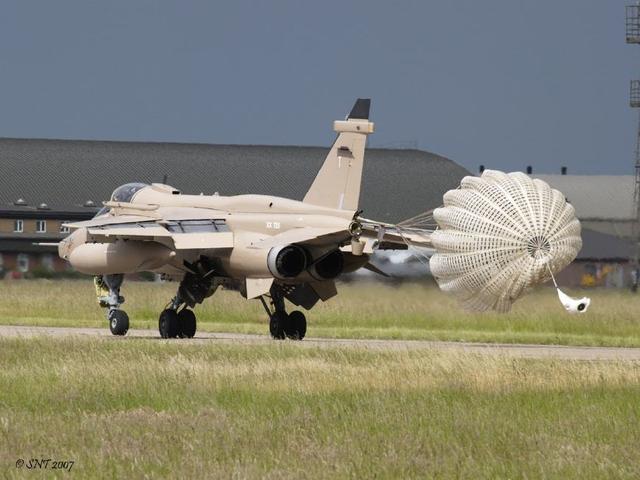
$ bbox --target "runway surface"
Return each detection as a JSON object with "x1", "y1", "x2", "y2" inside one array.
[{"x1": 1, "y1": 324, "x2": 639, "y2": 360}]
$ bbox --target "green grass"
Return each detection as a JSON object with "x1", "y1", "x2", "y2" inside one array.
[
  {"x1": 0, "y1": 336, "x2": 638, "y2": 479},
  {"x1": 1, "y1": 279, "x2": 639, "y2": 347}
]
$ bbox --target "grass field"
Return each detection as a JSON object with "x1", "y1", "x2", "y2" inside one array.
[
  {"x1": 2, "y1": 281, "x2": 639, "y2": 478},
  {"x1": 1, "y1": 279, "x2": 639, "y2": 347},
  {"x1": 0, "y1": 336, "x2": 638, "y2": 479}
]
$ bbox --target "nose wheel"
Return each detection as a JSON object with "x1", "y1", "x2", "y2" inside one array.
[{"x1": 109, "y1": 309, "x2": 129, "y2": 336}]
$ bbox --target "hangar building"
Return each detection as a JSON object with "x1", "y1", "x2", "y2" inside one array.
[
  {"x1": 534, "y1": 174, "x2": 635, "y2": 241},
  {"x1": 534, "y1": 173, "x2": 635, "y2": 288}
]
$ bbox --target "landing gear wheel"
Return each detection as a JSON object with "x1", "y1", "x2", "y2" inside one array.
[
  {"x1": 109, "y1": 310, "x2": 129, "y2": 336},
  {"x1": 285, "y1": 310, "x2": 307, "y2": 340},
  {"x1": 178, "y1": 309, "x2": 197, "y2": 338},
  {"x1": 269, "y1": 311, "x2": 287, "y2": 340},
  {"x1": 159, "y1": 309, "x2": 180, "y2": 339}
]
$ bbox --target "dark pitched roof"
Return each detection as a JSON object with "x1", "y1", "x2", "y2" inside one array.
[{"x1": 0, "y1": 138, "x2": 470, "y2": 223}]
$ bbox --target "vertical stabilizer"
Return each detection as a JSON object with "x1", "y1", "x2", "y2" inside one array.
[{"x1": 303, "y1": 98, "x2": 374, "y2": 211}]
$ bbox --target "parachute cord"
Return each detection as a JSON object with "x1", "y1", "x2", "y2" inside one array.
[
  {"x1": 545, "y1": 262, "x2": 559, "y2": 289},
  {"x1": 396, "y1": 226, "x2": 432, "y2": 268}
]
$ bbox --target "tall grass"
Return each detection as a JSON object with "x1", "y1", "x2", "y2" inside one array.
[
  {"x1": 0, "y1": 337, "x2": 638, "y2": 478},
  {"x1": 1, "y1": 279, "x2": 639, "y2": 346}
]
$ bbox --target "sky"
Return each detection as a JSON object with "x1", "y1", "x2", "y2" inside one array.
[{"x1": 0, "y1": 1, "x2": 637, "y2": 175}]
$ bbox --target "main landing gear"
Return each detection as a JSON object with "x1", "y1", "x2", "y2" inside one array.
[
  {"x1": 158, "y1": 308, "x2": 197, "y2": 339},
  {"x1": 157, "y1": 267, "x2": 215, "y2": 339},
  {"x1": 260, "y1": 286, "x2": 307, "y2": 340}
]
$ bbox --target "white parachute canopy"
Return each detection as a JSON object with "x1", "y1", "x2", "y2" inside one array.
[{"x1": 429, "y1": 170, "x2": 583, "y2": 312}]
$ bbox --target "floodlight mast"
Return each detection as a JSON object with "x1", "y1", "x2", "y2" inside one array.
[{"x1": 626, "y1": 4, "x2": 640, "y2": 290}]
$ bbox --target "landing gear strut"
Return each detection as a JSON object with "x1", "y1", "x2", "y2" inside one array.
[
  {"x1": 102, "y1": 274, "x2": 129, "y2": 336},
  {"x1": 260, "y1": 286, "x2": 307, "y2": 340}
]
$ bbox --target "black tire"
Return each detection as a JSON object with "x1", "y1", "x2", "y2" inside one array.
[
  {"x1": 285, "y1": 310, "x2": 307, "y2": 340},
  {"x1": 269, "y1": 311, "x2": 287, "y2": 340},
  {"x1": 159, "y1": 309, "x2": 180, "y2": 338},
  {"x1": 109, "y1": 309, "x2": 129, "y2": 336},
  {"x1": 178, "y1": 309, "x2": 197, "y2": 338}
]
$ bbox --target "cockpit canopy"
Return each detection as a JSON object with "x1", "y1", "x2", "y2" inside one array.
[
  {"x1": 92, "y1": 183, "x2": 149, "y2": 219},
  {"x1": 110, "y1": 183, "x2": 149, "y2": 203}
]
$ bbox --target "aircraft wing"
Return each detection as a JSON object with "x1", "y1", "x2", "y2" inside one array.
[
  {"x1": 64, "y1": 215, "x2": 155, "y2": 229},
  {"x1": 76, "y1": 216, "x2": 234, "y2": 250},
  {"x1": 87, "y1": 225, "x2": 172, "y2": 240},
  {"x1": 249, "y1": 227, "x2": 351, "y2": 249}
]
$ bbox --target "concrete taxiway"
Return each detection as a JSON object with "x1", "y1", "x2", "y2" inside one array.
[{"x1": 0, "y1": 324, "x2": 639, "y2": 361}]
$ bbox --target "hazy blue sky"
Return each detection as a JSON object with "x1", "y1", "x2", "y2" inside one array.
[{"x1": 0, "y1": 1, "x2": 636, "y2": 174}]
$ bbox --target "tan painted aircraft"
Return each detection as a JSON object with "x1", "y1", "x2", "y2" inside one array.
[{"x1": 59, "y1": 99, "x2": 430, "y2": 339}]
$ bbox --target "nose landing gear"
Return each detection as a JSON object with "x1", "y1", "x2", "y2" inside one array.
[{"x1": 100, "y1": 274, "x2": 129, "y2": 336}]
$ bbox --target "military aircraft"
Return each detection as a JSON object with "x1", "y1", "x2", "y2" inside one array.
[{"x1": 59, "y1": 99, "x2": 429, "y2": 339}]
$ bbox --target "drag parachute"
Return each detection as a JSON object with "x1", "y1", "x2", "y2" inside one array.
[{"x1": 428, "y1": 170, "x2": 582, "y2": 312}]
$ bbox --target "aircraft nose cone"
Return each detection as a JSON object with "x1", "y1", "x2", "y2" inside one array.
[{"x1": 58, "y1": 238, "x2": 69, "y2": 260}]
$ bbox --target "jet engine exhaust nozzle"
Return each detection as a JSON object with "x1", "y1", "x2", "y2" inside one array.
[
  {"x1": 309, "y1": 250, "x2": 344, "y2": 280},
  {"x1": 267, "y1": 245, "x2": 308, "y2": 279}
]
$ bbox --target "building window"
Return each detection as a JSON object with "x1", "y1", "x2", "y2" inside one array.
[
  {"x1": 13, "y1": 220, "x2": 23, "y2": 233},
  {"x1": 60, "y1": 223, "x2": 70, "y2": 233},
  {"x1": 17, "y1": 253, "x2": 29, "y2": 273},
  {"x1": 41, "y1": 254, "x2": 54, "y2": 271},
  {"x1": 36, "y1": 220, "x2": 47, "y2": 233}
]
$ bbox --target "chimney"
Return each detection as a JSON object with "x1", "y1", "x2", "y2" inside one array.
[
  {"x1": 479, "y1": 165, "x2": 485, "y2": 174},
  {"x1": 526, "y1": 166, "x2": 532, "y2": 174},
  {"x1": 561, "y1": 166, "x2": 567, "y2": 175}
]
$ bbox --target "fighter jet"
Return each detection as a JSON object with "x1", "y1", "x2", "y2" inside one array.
[{"x1": 58, "y1": 99, "x2": 430, "y2": 339}]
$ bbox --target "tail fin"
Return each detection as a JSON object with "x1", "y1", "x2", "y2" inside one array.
[{"x1": 303, "y1": 98, "x2": 375, "y2": 210}]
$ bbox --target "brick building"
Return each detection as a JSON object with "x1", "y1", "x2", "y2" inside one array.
[{"x1": 0, "y1": 205, "x2": 96, "y2": 276}]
